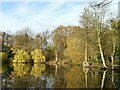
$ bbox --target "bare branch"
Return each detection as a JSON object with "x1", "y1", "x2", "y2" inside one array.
[{"x1": 90, "y1": 0, "x2": 113, "y2": 8}]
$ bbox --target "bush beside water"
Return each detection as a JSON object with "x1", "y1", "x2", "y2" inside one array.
[{"x1": 12, "y1": 49, "x2": 45, "y2": 63}]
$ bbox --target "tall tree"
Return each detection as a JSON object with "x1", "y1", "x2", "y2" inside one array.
[
  {"x1": 111, "y1": 19, "x2": 120, "y2": 65},
  {"x1": 64, "y1": 26, "x2": 85, "y2": 64},
  {"x1": 10, "y1": 27, "x2": 34, "y2": 53},
  {"x1": 80, "y1": 0, "x2": 113, "y2": 68},
  {"x1": 52, "y1": 25, "x2": 70, "y2": 61}
]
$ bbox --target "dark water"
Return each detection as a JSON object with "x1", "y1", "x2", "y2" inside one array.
[{"x1": 1, "y1": 63, "x2": 120, "y2": 89}]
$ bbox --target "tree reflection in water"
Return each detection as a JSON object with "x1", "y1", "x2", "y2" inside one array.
[
  {"x1": 2, "y1": 63, "x2": 46, "y2": 88},
  {"x1": 83, "y1": 67, "x2": 89, "y2": 88},
  {"x1": 1, "y1": 64, "x2": 120, "y2": 89},
  {"x1": 101, "y1": 70, "x2": 107, "y2": 89}
]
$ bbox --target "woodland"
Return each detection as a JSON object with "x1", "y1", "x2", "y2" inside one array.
[{"x1": 0, "y1": 0, "x2": 120, "y2": 69}]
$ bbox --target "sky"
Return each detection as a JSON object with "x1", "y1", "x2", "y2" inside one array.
[{"x1": 0, "y1": 0, "x2": 119, "y2": 34}]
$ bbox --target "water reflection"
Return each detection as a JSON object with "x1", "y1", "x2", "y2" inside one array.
[
  {"x1": 31, "y1": 64, "x2": 45, "y2": 78},
  {"x1": 1, "y1": 63, "x2": 120, "y2": 89},
  {"x1": 83, "y1": 68, "x2": 89, "y2": 88},
  {"x1": 65, "y1": 66, "x2": 85, "y2": 88},
  {"x1": 11, "y1": 63, "x2": 32, "y2": 77},
  {"x1": 101, "y1": 70, "x2": 107, "y2": 89}
]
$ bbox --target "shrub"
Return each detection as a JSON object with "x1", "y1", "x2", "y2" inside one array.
[
  {"x1": 13, "y1": 50, "x2": 31, "y2": 63},
  {"x1": 31, "y1": 49, "x2": 45, "y2": 63}
]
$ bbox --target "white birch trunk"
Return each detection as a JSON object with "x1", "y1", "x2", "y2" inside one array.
[
  {"x1": 83, "y1": 68, "x2": 89, "y2": 88},
  {"x1": 98, "y1": 37, "x2": 107, "y2": 68},
  {"x1": 55, "y1": 50, "x2": 58, "y2": 62},
  {"x1": 101, "y1": 70, "x2": 107, "y2": 89},
  {"x1": 111, "y1": 43, "x2": 116, "y2": 69},
  {"x1": 83, "y1": 43, "x2": 89, "y2": 67},
  {"x1": 85, "y1": 43, "x2": 87, "y2": 61},
  {"x1": 55, "y1": 64, "x2": 58, "y2": 76}
]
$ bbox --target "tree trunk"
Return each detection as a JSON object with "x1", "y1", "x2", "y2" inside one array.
[
  {"x1": 55, "y1": 64, "x2": 58, "y2": 76},
  {"x1": 85, "y1": 43, "x2": 87, "y2": 61},
  {"x1": 112, "y1": 70, "x2": 115, "y2": 87},
  {"x1": 55, "y1": 50, "x2": 58, "y2": 62},
  {"x1": 83, "y1": 68, "x2": 89, "y2": 88},
  {"x1": 98, "y1": 37, "x2": 107, "y2": 68},
  {"x1": 111, "y1": 43, "x2": 116, "y2": 69},
  {"x1": 85, "y1": 71, "x2": 88, "y2": 88},
  {"x1": 83, "y1": 43, "x2": 89, "y2": 67},
  {"x1": 111, "y1": 54, "x2": 114, "y2": 69}
]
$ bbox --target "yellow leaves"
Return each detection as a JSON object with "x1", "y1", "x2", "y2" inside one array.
[
  {"x1": 31, "y1": 64, "x2": 45, "y2": 78},
  {"x1": 31, "y1": 49, "x2": 42, "y2": 55},
  {"x1": 9, "y1": 63, "x2": 45, "y2": 78},
  {"x1": 64, "y1": 35, "x2": 84, "y2": 64},
  {"x1": 12, "y1": 49, "x2": 46, "y2": 63},
  {"x1": 13, "y1": 50, "x2": 31, "y2": 63},
  {"x1": 65, "y1": 66, "x2": 85, "y2": 88},
  {"x1": 12, "y1": 63, "x2": 32, "y2": 77},
  {"x1": 31, "y1": 49, "x2": 46, "y2": 63}
]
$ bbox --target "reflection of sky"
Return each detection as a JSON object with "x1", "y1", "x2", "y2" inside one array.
[
  {"x1": 0, "y1": 0, "x2": 118, "y2": 34},
  {"x1": 46, "y1": 75, "x2": 55, "y2": 88}
]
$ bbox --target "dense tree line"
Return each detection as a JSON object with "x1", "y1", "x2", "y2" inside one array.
[{"x1": 0, "y1": 0, "x2": 120, "y2": 68}]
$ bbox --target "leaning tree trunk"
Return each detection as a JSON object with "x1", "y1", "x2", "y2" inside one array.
[{"x1": 98, "y1": 37, "x2": 107, "y2": 68}]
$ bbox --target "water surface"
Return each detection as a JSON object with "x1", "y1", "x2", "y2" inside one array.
[{"x1": 1, "y1": 63, "x2": 120, "y2": 89}]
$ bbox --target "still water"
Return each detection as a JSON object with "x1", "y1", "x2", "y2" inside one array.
[{"x1": 1, "y1": 63, "x2": 120, "y2": 89}]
